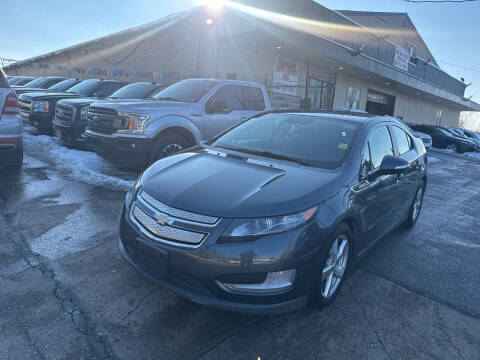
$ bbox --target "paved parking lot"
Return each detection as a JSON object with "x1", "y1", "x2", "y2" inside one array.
[{"x1": 1, "y1": 142, "x2": 480, "y2": 360}]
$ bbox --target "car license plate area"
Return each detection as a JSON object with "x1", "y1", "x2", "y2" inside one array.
[
  {"x1": 126, "y1": 238, "x2": 168, "y2": 279},
  {"x1": 54, "y1": 128, "x2": 62, "y2": 138}
]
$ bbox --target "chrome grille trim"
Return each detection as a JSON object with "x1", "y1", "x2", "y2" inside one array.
[
  {"x1": 55, "y1": 104, "x2": 76, "y2": 125},
  {"x1": 18, "y1": 99, "x2": 32, "y2": 112},
  {"x1": 140, "y1": 191, "x2": 219, "y2": 225},
  {"x1": 132, "y1": 206, "x2": 206, "y2": 245}
]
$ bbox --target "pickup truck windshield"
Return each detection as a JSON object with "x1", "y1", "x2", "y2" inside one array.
[
  {"x1": 66, "y1": 79, "x2": 101, "y2": 96},
  {"x1": 48, "y1": 79, "x2": 78, "y2": 92},
  {"x1": 212, "y1": 113, "x2": 359, "y2": 169},
  {"x1": 22, "y1": 77, "x2": 46, "y2": 88},
  {"x1": 152, "y1": 79, "x2": 217, "y2": 103},
  {"x1": 109, "y1": 82, "x2": 160, "y2": 99}
]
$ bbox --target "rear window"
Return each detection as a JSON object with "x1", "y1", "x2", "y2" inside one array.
[{"x1": 0, "y1": 68, "x2": 9, "y2": 88}]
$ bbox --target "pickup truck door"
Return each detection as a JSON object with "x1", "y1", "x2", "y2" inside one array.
[{"x1": 203, "y1": 84, "x2": 266, "y2": 140}]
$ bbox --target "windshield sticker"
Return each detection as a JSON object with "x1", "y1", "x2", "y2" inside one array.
[{"x1": 338, "y1": 143, "x2": 349, "y2": 150}]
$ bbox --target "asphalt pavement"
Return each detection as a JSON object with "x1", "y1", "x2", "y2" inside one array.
[{"x1": 0, "y1": 144, "x2": 479, "y2": 360}]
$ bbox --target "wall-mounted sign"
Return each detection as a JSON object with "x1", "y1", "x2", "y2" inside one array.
[
  {"x1": 367, "y1": 89, "x2": 390, "y2": 105},
  {"x1": 273, "y1": 59, "x2": 299, "y2": 96},
  {"x1": 394, "y1": 46, "x2": 409, "y2": 72}
]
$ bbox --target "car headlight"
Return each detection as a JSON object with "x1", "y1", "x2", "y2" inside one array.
[
  {"x1": 80, "y1": 106, "x2": 89, "y2": 120},
  {"x1": 222, "y1": 207, "x2": 318, "y2": 240},
  {"x1": 117, "y1": 112, "x2": 150, "y2": 134},
  {"x1": 126, "y1": 174, "x2": 143, "y2": 210},
  {"x1": 32, "y1": 101, "x2": 49, "y2": 113}
]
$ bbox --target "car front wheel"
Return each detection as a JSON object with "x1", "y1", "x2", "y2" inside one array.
[
  {"x1": 446, "y1": 144, "x2": 458, "y2": 152},
  {"x1": 311, "y1": 223, "x2": 352, "y2": 308},
  {"x1": 149, "y1": 133, "x2": 190, "y2": 165}
]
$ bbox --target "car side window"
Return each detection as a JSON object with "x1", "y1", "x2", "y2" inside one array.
[
  {"x1": 360, "y1": 143, "x2": 373, "y2": 178},
  {"x1": 208, "y1": 85, "x2": 245, "y2": 112},
  {"x1": 391, "y1": 126, "x2": 413, "y2": 155},
  {"x1": 243, "y1": 87, "x2": 265, "y2": 110},
  {"x1": 97, "y1": 82, "x2": 125, "y2": 97},
  {"x1": 368, "y1": 126, "x2": 394, "y2": 169}
]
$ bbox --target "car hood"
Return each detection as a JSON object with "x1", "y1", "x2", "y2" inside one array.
[
  {"x1": 19, "y1": 91, "x2": 79, "y2": 101},
  {"x1": 140, "y1": 149, "x2": 344, "y2": 218},
  {"x1": 90, "y1": 100, "x2": 201, "y2": 114},
  {"x1": 58, "y1": 97, "x2": 96, "y2": 107}
]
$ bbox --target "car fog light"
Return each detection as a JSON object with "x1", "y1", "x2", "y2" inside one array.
[{"x1": 216, "y1": 269, "x2": 296, "y2": 294}]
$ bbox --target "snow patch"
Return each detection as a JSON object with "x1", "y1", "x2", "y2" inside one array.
[
  {"x1": 464, "y1": 152, "x2": 480, "y2": 160},
  {"x1": 24, "y1": 132, "x2": 136, "y2": 191},
  {"x1": 427, "y1": 156, "x2": 441, "y2": 164}
]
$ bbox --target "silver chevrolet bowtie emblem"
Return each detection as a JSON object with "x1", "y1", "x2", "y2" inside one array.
[
  {"x1": 92, "y1": 115, "x2": 99, "y2": 121},
  {"x1": 154, "y1": 213, "x2": 174, "y2": 226}
]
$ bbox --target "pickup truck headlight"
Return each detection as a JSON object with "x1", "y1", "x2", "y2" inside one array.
[
  {"x1": 32, "y1": 101, "x2": 49, "y2": 113},
  {"x1": 80, "y1": 106, "x2": 89, "y2": 120},
  {"x1": 222, "y1": 207, "x2": 317, "y2": 240},
  {"x1": 117, "y1": 112, "x2": 150, "y2": 134}
]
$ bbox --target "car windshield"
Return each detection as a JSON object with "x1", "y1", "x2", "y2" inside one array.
[
  {"x1": 66, "y1": 79, "x2": 100, "y2": 96},
  {"x1": 211, "y1": 113, "x2": 360, "y2": 169},
  {"x1": 109, "y1": 82, "x2": 159, "y2": 99},
  {"x1": 151, "y1": 79, "x2": 217, "y2": 102},
  {"x1": 0, "y1": 68, "x2": 8, "y2": 88},
  {"x1": 437, "y1": 128, "x2": 456, "y2": 137},
  {"x1": 22, "y1": 77, "x2": 46, "y2": 87},
  {"x1": 48, "y1": 79, "x2": 78, "y2": 91}
]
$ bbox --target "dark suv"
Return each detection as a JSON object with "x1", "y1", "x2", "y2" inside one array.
[
  {"x1": 13, "y1": 76, "x2": 67, "y2": 95},
  {"x1": 53, "y1": 82, "x2": 164, "y2": 147},
  {"x1": 410, "y1": 124, "x2": 477, "y2": 153},
  {"x1": 119, "y1": 111, "x2": 427, "y2": 314},
  {"x1": 18, "y1": 79, "x2": 126, "y2": 134}
]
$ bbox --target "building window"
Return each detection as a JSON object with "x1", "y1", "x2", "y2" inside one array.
[
  {"x1": 345, "y1": 86, "x2": 362, "y2": 110},
  {"x1": 307, "y1": 78, "x2": 333, "y2": 110},
  {"x1": 436, "y1": 109, "x2": 443, "y2": 125},
  {"x1": 408, "y1": 44, "x2": 417, "y2": 65}
]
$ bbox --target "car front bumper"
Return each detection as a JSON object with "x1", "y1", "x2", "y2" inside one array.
[
  {"x1": 53, "y1": 119, "x2": 85, "y2": 146},
  {"x1": 84, "y1": 130, "x2": 152, "y2": 167},
  {"x1": 118, "y1": 203, "x2": 319, "y2": 315},
  {"x1": 22, "y1": 112, "x2": 53, "y2": 131}
]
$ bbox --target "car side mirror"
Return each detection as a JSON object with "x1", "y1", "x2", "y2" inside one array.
[
  {"x1": 207, "y1": 99, "x2": 230, "y2": 114},
  {"x1": 378, "y1": 155, "x2": 410, "y2": 176}
]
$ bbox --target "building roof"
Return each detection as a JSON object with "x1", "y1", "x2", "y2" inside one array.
[{"x1": 337, "y1": 10, "x2": 438, "y2": 66}]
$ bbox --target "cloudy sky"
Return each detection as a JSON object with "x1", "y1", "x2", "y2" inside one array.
[{"x1": 3, "y1": 0, "x2": 479, "y2": 110}]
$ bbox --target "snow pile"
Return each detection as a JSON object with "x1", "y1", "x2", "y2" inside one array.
[
  {"x1": 24, "y1": 132, "x2": 136, "y2": 191},
  {"x1": 427, "y1": 156, "x2": 441, "y2": 164},
  {"x1": 464, "y1": 152, "x2": 480, "y2": 160}
]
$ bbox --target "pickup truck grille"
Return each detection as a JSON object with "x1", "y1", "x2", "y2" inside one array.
[
  {"x1": 18, "y1": 99, "x2": 32, "y2": 113},
  {"x1": 55, "y1": 104, "x2": 76, "y2": 126},
  {"x1": 87, "y1": 106, "x2": 126, "y2": 134}
]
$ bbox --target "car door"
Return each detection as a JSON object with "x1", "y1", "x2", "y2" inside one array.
[
  {"x1": 354, "y1": 125, "x2": 400, "y2": 250},
  {"x1": 389, "y1": 125, "x2": 421, "y2": 215},
  {"x1": 204, "y1": 85, "x2": 265, "y2": 139}
]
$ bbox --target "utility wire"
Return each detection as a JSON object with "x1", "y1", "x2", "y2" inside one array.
[{"x1": 437, "y1": 60, "x2": 480, "y2": 73}]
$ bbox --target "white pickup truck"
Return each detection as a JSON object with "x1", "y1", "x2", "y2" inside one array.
[{"x1": 83, "y1": 78, "x2": 272, "y2": 168}]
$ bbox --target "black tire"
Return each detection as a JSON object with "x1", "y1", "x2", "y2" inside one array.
[
  {"x1": 446, "y1": 144, "x2": 458, "y2": 153},
  {"x1": 310, "y1": 223, "x2": 353, "y2": 309},
  {"x1": 148, "y1": 132, "x2": 191, "y2": 165},
  {"x1": 6, "y1": 146, "x2": 23, "y2": 169},
  {"x1": 404, "y1": 182, "x2": 425, "y2": 228}
]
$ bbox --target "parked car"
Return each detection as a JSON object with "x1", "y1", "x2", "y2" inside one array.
[
  {"x1": 119, "y1": 111, "x2": 427, "y2": 314},
  {"x1": 463, "y1": 129, "x2": 480, "y2": 143},
  {"x1": 7, "y1": 76, "x2": 35, "y2": 86},
  {"x1": 18, "y1": 79, "x2": 126, "y2": 134},
  {"x1": 12, "y1": 76, "x2": 66, "y2": 94},
  {"x1": 405, "y1": 124, "x2": 432, "y2": 149},
  {"x1": 14, "y1": 78, "x2": 80, "y2": 96},
  {"x1": 449, "y1": 127, "x2": 480, "y2": 150},
  {"x1": 0, "y1": 68, "x2": 23, "y2": 168},
  {"x1": 84, "y1": 79, "x2": 272, "y2": 167},
  {"x1": 53, "y1": 82, "x2": 164, "y2": 147},
  {"x1": 410, "y1": 124, "x2": 477, "y2": 153}
]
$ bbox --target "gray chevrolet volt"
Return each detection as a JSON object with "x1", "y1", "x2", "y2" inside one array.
[{"x1": 119, "y1": 111, "x2": 427, "y2": 314}]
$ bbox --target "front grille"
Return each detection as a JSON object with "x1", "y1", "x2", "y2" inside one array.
[
  {"x1": 18, "y1": 99, "x2": 32, "y2": 113},
  {"x1": 130, "y1": 190, "x2": 220, "y2": 248},
  {"x1": 87, "y1": 106, "x2": 126, "y2": 134},
  {"x1": 55, "y1": 104, "x2": 76, "y2": 125}
]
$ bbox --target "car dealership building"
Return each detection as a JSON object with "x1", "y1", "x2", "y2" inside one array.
[{"x1": 5, "y1": 0, "x2": 479, "y2": 126}]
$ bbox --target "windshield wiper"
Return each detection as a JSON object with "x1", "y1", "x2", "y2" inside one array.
[
  {"x1": 215, "y1": 146, "x2": 311, "y2": 166},
  {"x1": 155, "y1": 96, "x2": 179, "y2": 102}
]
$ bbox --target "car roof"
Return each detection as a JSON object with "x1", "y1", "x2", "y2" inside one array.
[{"x1": 179, "y1": 78, "x2": 265, "y2": 88}]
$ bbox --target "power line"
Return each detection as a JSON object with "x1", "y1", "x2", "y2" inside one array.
[
  {"x1": 437, "y1": 60, "x2": 480, "y2": 73},
  {"x1": 405, "y1": 0, "x2": 480, "y2": 2}
]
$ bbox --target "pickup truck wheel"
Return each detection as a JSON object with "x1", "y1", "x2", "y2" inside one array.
[{"x1": 149, "y1": 133, "x2": 190, "y2": 164}]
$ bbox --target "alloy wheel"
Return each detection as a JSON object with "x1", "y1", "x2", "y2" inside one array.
[
  {"x1": 160, "y1": 143, "x2": 183, "y2": 158},
  {"x1": 412, "y1": 187, "x2": 424, "y2": 221},
  {"x1": 321, "y1": 235, "x2": 349, "y2": 298},
  {"x1": 446, "y1": 144, "x2": 457, "y2": 152}
]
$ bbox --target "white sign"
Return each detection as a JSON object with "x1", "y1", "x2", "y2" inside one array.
[
  {"x1": 273, "y1": 59, "x2": 299, "y2": 96},
  {"x1": 394, "y1": 47, "x2": 409, "y2": 72}
]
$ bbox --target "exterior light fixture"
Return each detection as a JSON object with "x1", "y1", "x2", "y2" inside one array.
[
  {"x1": 206, "y1": 18, "x2": 214, "y2": 25},
  {"x1": 338, "y1": 67, "x2": 344, "y2": 70},
  {"x1": 386, "y1": 82, "x2": 390, "y2": 85},
  {"x1": 275, "y1": 45, "x2": 282, "y2": 50}
]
